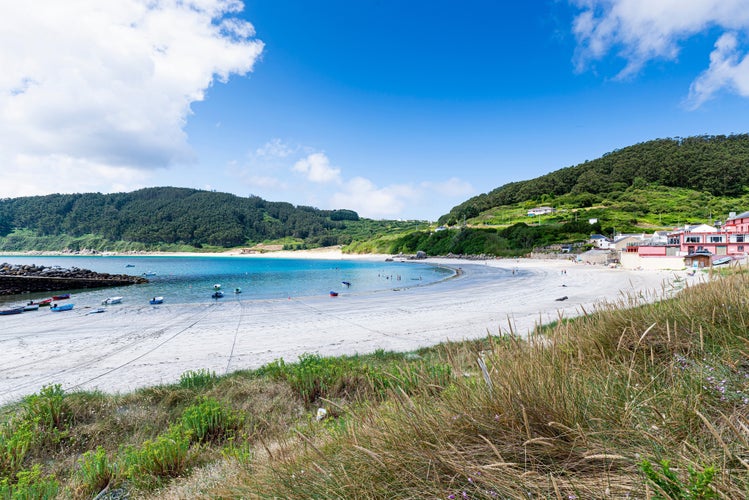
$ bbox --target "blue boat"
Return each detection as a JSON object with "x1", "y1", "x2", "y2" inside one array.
[
  {"x1": 212, "y1": 291, "x2": 224, "y2": 299},
  {"x1": 50, "y1": 303, "x2": 74, "y2": 312},
  {"x1": 0, "y1": 307, "x2": 24, "y2": 315},
  {"x1": 149, "y1": 296, "x2": 164, "y2": 305}
]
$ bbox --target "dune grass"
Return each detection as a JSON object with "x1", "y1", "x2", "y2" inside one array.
[{"x1": 2, "y1": 270, "x2": 749, "y2": 498}]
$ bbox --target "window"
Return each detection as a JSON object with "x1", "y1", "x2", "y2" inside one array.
[
  {"x1": 685, "y1": 236, "x2": 701, "y2": 243},
  {"x1": 709, "y1": 236, "x2": 724, "y2": 243},
  {"x1": 668, "y1": 237, "x2": 680, "y2": 245},
  {"x1": 737, "y1": 235, "x2": 745, "y2": 243},
  {"x1": 739, "y1": 246, "x2": 745, "y2": 252}
]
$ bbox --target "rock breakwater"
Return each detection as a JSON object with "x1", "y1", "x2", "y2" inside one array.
[{"x1": 0, "y1": 263, "x2": 148, "y2": 296}]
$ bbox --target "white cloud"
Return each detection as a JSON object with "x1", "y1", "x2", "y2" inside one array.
[
  {"x1": 256, "y1": 138, "x2": 294, "y2": 159},
  {"x1": 687, "y1": 33, "x2": 749, "y2": 108},
  {"x1": 0, "y1": 0, "x2": 263, "y2": 198},
  {"x1": 570, "y1": 0, "x2": 749, "y2": 103},
  {"x1": 292, "y1": 152, "x2": 342, "y2": 184},
  {"x1": 331, "y1": 177, "x2": 415, "y2": 218},
  {"x1": 421, "y1": 177, "x2": 474, "y2": 198}
]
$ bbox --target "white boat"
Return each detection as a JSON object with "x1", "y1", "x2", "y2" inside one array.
[
  {"x1": 149, "y1": 296, "x2": 164, "y2": 305},
  {"x1": 213, "y1": 283, "x2": 222, "y2": 290},
  {"x1": 102, "y1": 296, "x2": 123, "y2": 305},
  {"x1": 23, "y1": 303, "x2": 40, "y2": 311}
]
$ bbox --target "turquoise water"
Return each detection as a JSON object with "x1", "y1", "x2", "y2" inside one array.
[{"x1": 0, "y1": 255, "x2": 454, "y2": 306}]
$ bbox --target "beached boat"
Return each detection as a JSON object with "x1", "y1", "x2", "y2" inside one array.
[
  {"x1": 50, "y1": 303, "x2": 74, "y2": 312},
  {"x1": 87, "y1": 308, "x2": 106, "y2": 315},
  {"x1": 212, "y1": 291, "x2": 224, "y2": 299},
  {"x1": 149, "y1": 296, "x2": 164, "y2": 305},
  {"x1": 102, "y1": 296, "x2": 123, "y2": 305},
  {"x1": 329, "y1": 291, "x2": 339, "y2": 297},
  {"x1": 0, "y1": 307, "x2": 24, "y2": 315},
  {"x1": 23, "y1": 303, "x2": 40, "y2": 311},
  {"x1": 713, "y1": 256, "x2": 732, "y2": 266},
  {"x1": 52, "y1": 293, "x2": 71, "y2": 300}
]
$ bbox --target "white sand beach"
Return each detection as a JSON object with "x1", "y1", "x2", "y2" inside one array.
[{"x1": 0, "y1": 253, "x2": 696, "y2": 405}]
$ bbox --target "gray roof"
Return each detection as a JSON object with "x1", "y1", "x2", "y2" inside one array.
[{"x1": 728, "y1": 211, "x2": 749, "y2": 220}]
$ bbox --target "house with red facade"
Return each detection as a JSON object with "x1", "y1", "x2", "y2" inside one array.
[{"x1": 620, "y1": 211, "x2": 749, "y2": 269}]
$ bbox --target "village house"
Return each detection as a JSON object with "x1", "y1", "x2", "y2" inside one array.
[
  {"x1": 588, "y1": 234, "x2": 611, "y2": 249},
  {"x1": 620, "y1": 211, "x2": 749, "y2": 269},
  {"x1": 527, "y1": 206, "x2": 555, "y2": 217}
]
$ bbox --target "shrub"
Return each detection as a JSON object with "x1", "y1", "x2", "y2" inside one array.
[
  {"x1": 74, "y1": 446, "x2": 116, "y2": 497},
  {"x1": 0, "y1": 465, "x2": 59, "y2": 499},
  {"x1": 0, "y1": 420, "x2": 33, "y2": 480},
  {"x1": 640, "y1": 459, "x2": 717, "y2": 499},
  {"x1": 178, "y1": 369, "x2": 218, "y2": 390},
  {"x1": 122, "y1": 425, "x2": 191, "y2": 489},
  {"x1": 180, "y1": 398, "x2": 238, "y2": 444},
  {"x1": 22, "y1": 384, "x2": 70, "y2": 432}
]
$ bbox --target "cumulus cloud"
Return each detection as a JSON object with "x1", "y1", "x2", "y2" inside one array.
[
  {"x1": 0, "y1": 0, "x2": 263, "y2": 197},
  {"x1": 292, "y1": 152, "x2": 342, "y2": 184},
  {"x1": 687, "y1": 33, "x2": 749, "y2": 108},
  {"x1": 235, "y1": 143, "x2": 473, "y2": 220},
  {"x1": 331, "y1": 178, "x2": 416, "y2": 218},
  {"x1": 570, "y1": 0, "x2": 749, "y2": 103}
]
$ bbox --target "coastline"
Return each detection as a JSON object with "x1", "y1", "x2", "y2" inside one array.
[{"x1": 0, "y1": 252, "x2": 699, "y2": 405}]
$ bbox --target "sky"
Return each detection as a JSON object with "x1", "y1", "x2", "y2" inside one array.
[{"x1": 1, "y1": 1, "x2": 749, "y2": 221}]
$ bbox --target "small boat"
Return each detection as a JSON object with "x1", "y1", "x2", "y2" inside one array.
[
  {"x1": 52, "y1": 293, "x2": 71, "y2": 300},
  {"x1": 50, "y1": 303, "x2": 74, "y2": 312},
  {"x1": 142, "y1": 271, "x2": 156, "y2": 277},
  {"x1": 37, "y1": 298, "x2": 53, "y2": 307},
  {"x1": 329, "y1": 291, "x2": 339, "y2": 297},
  {"x1": 341, "y1": 281, "x2": 351, "y2": 287},
  {"x1": 87, "y1": 308, "x2": 106, "y2": 315},
  {"x1": 125, "y1": 264, "x2": 135, "y2": 268},
  {"x1": 23, "y1": 304, "x2": 40, "y2": 311},
  {"x1": 212, "y1": 291, "x2": 224, "y2": 299},
  {"x1": 234, "y1": 287, "x2": 242, "y2": 294},
  {"x1": 149, "y1": 296, "x2": 164, "y2": 305},
  {"x1": 712, "y1": 256, "x2": 732, "y2": 266},
  {"x1": 0, "y1": 307, "x2": 24, "y2": 315},
  {"x1": 213, "y1": 283, "x2": 222, "y2": 290},
  {"x1": 102, "y1": 296, "x2": 123, "y2": 305}
]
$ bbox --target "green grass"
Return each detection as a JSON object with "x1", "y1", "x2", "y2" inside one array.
[{"x1": 2, "y1": 271, "x2": 749, "y2": 497}]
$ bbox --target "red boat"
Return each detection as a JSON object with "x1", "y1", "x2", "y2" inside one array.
[
  {"x1": 35, "y1": 298, "x2": 53, "y2": 307},
  {"x1": 52, "y1": 293, "x2": 70, "y2": 300},
  {"x1": 329, "y1": 291, "x2": 339, "y2": 297}
]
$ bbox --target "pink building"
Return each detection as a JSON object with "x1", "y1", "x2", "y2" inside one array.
[{"x1": 625, "y1": 211, "x2": 749, "y2": 265}]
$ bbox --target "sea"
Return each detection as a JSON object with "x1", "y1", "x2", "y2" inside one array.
[{"x1": 0, "y1": 255, "x2": 454, "y2": 307}]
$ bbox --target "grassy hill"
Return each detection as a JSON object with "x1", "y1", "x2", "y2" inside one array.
[
  {"x1": 0, "y1": 187, "x2": 426, "y2": 253},
  {"x1": 440, "y1": 134, "x2": 749, "y2": 226},
  {"x1": 2, "y1": 270, "x2": 748, "y2": 497}
]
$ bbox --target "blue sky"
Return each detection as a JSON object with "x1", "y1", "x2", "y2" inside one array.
[{"x1": 2, "y1": 1, "x2": 749, "y2": 220}]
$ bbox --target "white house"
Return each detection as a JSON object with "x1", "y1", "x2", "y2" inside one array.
[{"x1": 527, "y1": 206, "x2": 555, "y2": 217}]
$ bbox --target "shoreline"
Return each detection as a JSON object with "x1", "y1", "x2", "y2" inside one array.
[{"x1": 0, "y1": 254, "x2": 699, "y2": 405}]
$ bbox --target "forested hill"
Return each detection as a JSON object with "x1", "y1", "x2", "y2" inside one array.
[
  {"x1": 440, "y1": 134, "x2": 749, "y2": 225},
  {"x1": 0, "y1": 187, "x2": 367, "y2": 248}
]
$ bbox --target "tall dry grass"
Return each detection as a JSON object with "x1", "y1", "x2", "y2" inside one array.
[{"x1": 222, "y1": 272, "x2": 749, "y2": 498}]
